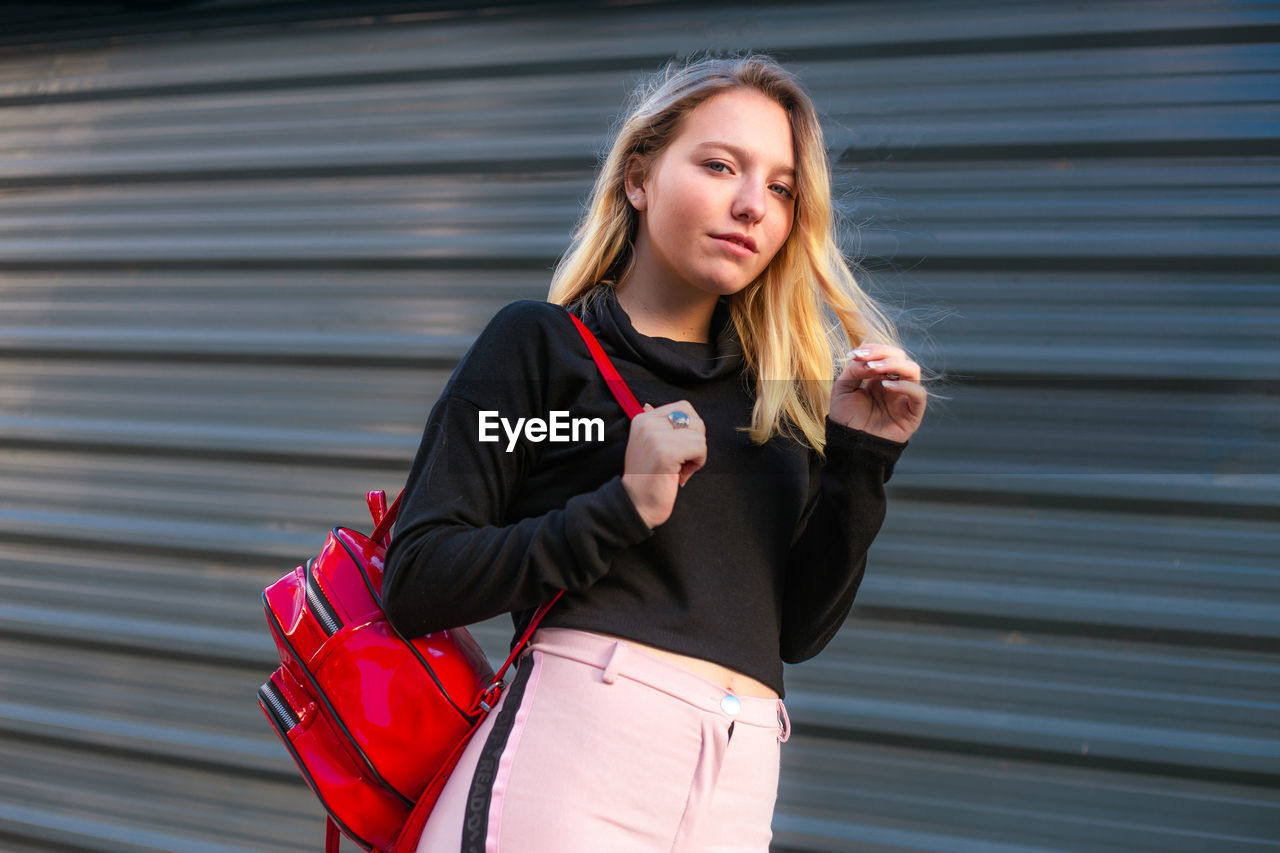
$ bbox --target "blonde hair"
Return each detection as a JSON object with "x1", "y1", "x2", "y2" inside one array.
[{"x1": 548, "y1": 52, "x2": 903, "y2": 453}]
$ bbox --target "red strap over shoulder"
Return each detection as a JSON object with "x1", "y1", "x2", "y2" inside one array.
[
  {"x1": 472, "y1": 310, "x2": 644, "y2": 703},
  {"x1": 568, "y1": 311, "x2": 644, "y2": 420}
]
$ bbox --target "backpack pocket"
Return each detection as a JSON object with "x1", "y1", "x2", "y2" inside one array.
[{"x1": 258, "y1": 665, "x2": 409, "y2": 853}]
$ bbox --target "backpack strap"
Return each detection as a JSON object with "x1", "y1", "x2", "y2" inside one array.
[
  {"x1": 468, "y1": 308, "x2": 643, "y2": 712},
  {"x1": 567, "y1": 311, "x2": 644, "y2": 418},
  {"x1": 370, "y1": 491, "x2": 401, "y2": 548},
  {"x1": 386, "y1": 306, "x2": 643, "y2": 852}
]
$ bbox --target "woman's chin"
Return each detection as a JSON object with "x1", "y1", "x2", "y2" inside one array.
[{"x1": 692, "y1": 273, "x2": 756, "y2": 298}]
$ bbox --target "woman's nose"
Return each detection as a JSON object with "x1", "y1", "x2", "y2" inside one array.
[{"x1": 732, "y1": 182, "x2": 766, "y2": 222}]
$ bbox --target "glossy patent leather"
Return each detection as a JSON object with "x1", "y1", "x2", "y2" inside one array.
[{"x1": 262, "y1": 504, "x2": 484, "y2": 849}]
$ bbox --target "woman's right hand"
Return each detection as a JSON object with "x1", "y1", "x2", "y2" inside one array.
[{"x1": 621, "y1": 401, "x2": 707, "y2": 529}]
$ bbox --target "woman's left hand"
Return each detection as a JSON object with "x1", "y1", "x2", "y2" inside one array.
[{"x1": 829, "y1": 343, "x2": 926, "y2": 444}]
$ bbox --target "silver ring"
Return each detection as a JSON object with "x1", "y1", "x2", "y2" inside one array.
[{"x1": 667, "y1": 410, "x2": 691, "y2": 430}]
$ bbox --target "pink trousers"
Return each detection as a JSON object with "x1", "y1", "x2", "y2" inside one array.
[{"x1": 415, "y1": 627, "x2": 792, "y2": 853}]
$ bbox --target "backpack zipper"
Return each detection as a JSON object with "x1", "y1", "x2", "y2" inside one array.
[
  {"x1": 258, "y1": 678, "x2": 299, "y2": 732},
  {"x1": 305, "y1": 557, "x2": 342, "y2": 636}
]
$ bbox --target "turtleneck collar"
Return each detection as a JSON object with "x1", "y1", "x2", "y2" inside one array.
[{"x1": 577, "y1": 285, "x2": 745, "y2": 384}]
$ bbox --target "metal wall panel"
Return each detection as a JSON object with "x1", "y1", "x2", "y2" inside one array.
[{"x1": 0, "y1": 1, "x2": 1276, "y2": 850}]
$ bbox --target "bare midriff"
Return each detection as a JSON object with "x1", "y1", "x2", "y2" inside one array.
[{"x1": 591, "y1": 631, "x2": 780, "y2": 699}]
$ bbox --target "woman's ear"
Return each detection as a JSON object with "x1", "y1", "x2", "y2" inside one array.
[{"x1": 623, "y1": 154, "x2": 647, "y2": 211}]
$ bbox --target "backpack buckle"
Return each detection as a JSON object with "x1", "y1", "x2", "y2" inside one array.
[{"x1": 476, "y1": 680, "x2": 503, "y2": 713}]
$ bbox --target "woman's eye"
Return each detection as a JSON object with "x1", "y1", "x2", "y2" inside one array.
[
  {"x1": 706, "y1": 161, "x2": 731, "y2": 173},
  {"x1": 771, "y1": 184, "x2": 795, "y2": 200}
]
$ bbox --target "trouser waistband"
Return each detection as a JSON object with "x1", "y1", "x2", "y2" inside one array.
[{"x1": 524, "y1": 627, "x2": 791, "y2": 741}]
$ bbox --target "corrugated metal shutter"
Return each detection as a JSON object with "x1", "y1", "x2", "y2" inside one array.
[{"x1": 1, "y1": 2, "x2": 1276, "y2": 850}]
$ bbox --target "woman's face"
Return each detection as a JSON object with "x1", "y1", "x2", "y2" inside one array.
[{"x1": 627, "y1": 88, "x2": 797, "y2": 301}]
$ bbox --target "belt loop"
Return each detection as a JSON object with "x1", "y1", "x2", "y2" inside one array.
[
  {"x1": 776, "y1": 699, "x2": 791, "y2": 743},
  {"x1": 601, "y1": 641, "x2": 627, "y2": 684}
]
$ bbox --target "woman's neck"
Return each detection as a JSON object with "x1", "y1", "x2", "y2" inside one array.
[{"x1": 614, "y1": 276, "x2": 720, "y2": 344}]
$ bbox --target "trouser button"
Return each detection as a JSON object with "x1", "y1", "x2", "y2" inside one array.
[{"x1": 721, "y1": 693, "x2": 741, "y2": 716}]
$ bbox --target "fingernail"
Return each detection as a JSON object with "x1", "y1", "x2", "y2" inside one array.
[
  {"x1": 866, "y1": 360, "x2": 882, "y2": 368},
  {"x1": 881, "y1": 379, "x2": 896, "y2": 388},
  {"x1": 852, "y1": 348, "x2": 871, "y2": 357}
]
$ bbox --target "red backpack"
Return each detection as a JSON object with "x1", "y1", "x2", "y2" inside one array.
[{"x1": 257, "y1": 311, "x2": 642, "y2": 852}]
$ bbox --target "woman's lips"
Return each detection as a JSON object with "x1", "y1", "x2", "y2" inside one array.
[{"x1": 711, "y1": 235, "x2": 755, "y2": 257}]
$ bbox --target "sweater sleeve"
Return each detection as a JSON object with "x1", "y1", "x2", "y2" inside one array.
[
  {"x1": 779, "y1": 418, "x2": 907, "y2": 664},
  {"x1": 381, "y1": 303, "x2": 654, "y2": 639}
]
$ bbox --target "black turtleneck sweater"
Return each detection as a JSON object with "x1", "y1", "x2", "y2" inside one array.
[{"x1": 382, "y1": 288, "x2": 907, "y2": 697}]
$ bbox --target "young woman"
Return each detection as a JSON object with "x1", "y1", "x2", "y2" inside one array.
[{"x1": 383, "y1": 52, "x2": 926, "y2": 853}]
